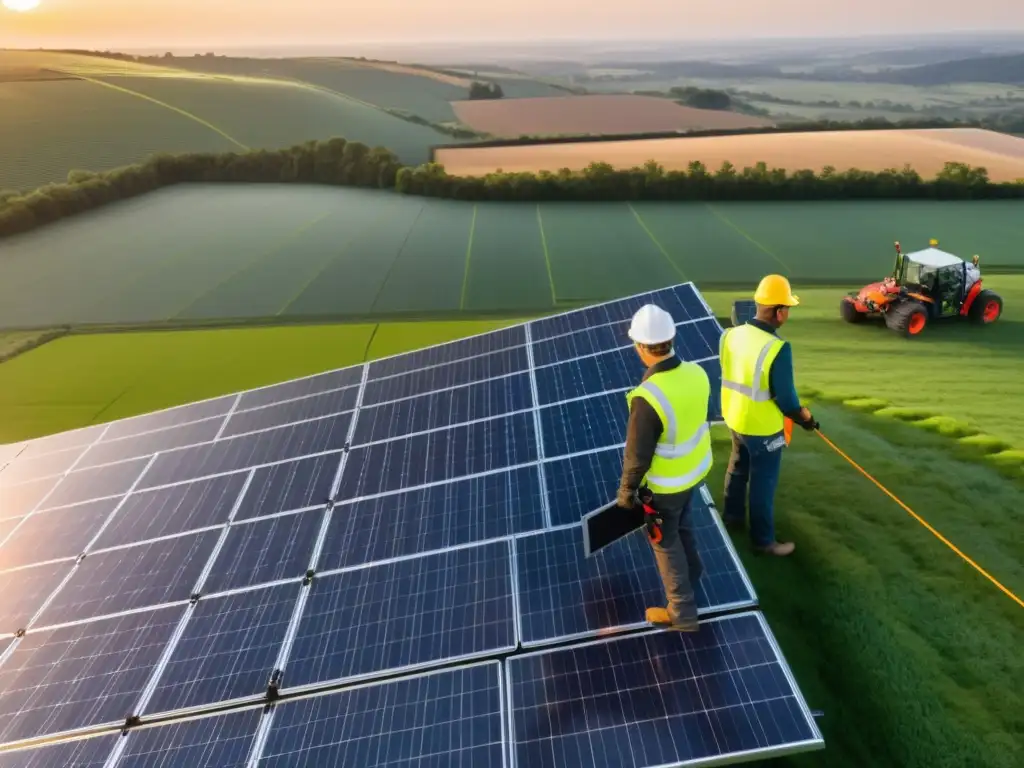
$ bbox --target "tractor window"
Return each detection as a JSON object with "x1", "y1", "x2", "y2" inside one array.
[
  {"x1": 937, "y1": 266, "x2": 965, "y2": 314},
  {"x1": 904, "y1": 261, "x2": 929, "y2": 287}
]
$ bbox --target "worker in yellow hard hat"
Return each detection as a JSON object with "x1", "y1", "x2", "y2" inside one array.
[
  {"x1": 718, "y1": 275, "x2": 818, "y2": 557},
  {"x1": 617, "y1": 304, "x2": 713, "y2": 631}
]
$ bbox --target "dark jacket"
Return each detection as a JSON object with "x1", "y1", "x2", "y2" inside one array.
[{"x1": 616, "y1": 356, "x2": 689, "y2": 507}]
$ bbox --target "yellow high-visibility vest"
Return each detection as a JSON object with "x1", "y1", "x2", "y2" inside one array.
[
  {"x1": 626, "y1": 362, "x2": 713, "y2": 495},
  {"x1": 720, "y1": 324, "x2": 785, "y2": 436}
]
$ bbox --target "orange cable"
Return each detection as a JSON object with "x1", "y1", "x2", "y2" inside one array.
[{"x1": 814, "y1": 430, "x2": 1023, "y2": 610}]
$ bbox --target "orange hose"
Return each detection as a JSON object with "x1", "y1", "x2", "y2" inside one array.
[{"x1": 815, "y1": 430, "x2": 1023, "y2": 610}]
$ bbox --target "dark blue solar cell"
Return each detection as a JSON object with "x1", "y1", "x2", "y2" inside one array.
[
  {"x1": 0, "y1": 476, "x2": 63, "y2": 522},
  {"x1": 508, "y1": 615, "x2": 822, "y2": 768},
  {"x1": 40, "y1": 457, "x2": 150, "y2": 510},
  {"x1": 0, "y1": 497, "x2": 120, "y2": 571},
  {"x1": 361, "y1": 346, "x2": 528, "y2": 406},
  {"x1": 77, "y1": 418, "x2": 224, "y2": 470},
  {"x1": 93, "y1": 473, "x2": 248, "y2": 550},
  {"x1": 138, "y1": 415, "x2": 351, "y2": 490},
  {"x1": 530, "y1": 321, "x2": 628, "y2": 367},
  {"x1": 674, "y1": 318, "x2": 723, "y2": 360},
  {"x1": 0, "y1": 732, "x2": 117, "y2": 767},
  {"x1": 144, "y1": 583, "x2": 299, "y2": 716},
  {"x1": 0, "y1": 446, "x2": 84, "y2": 486},
  {"x1": 702, "y1": 358, "x2": 724, "y2": 421},
  {"x1": 15, "y1": 424, "x2": 104, "y2": 461},
  {"x1": 102, "y1": 396, "x2": 236, "y2": 441},
  {"x1": 338, "y1": 413, "x2": 537, "y2": 500},
  {"x1": 236, "y1": 453, "x2": 340, "y2": 520},
  {"x1": 543, "y1": 447, "x2": 622, "y2": 528},
  {"x1": 539, "y1": 392, "x2": 626, "y2": 459},
  {"x1": 223, "y1": 386, "x2": 359, "y2": 439},
  {"x1": 117, "y1": 707, "x2": 263, "y2": 768},
  {"x1": 534, "y1": 347, "x2": 639, "y2": 405},
  {"x1": 353, "y1": 373, "x2": 532, "y2": 446},
  {"x1": 0, "y1": 605, "x2": 182, "y2": 745},
  {"x1": 515, "y1": 500, "x2": 755, "y2": 647},
  {"x1": 530, "y1": 284, "x2": 704, "y2": 341},
  {"x1": 285, "y1": 541, "x2": 515, "y2": 689},
  {"x1": 203, "y1": 510, "x2": 324, "y2": 594},
  {"x1": 36, "y1": 529, "x2": 221, "y2": 626},
  {"x1": 367, "y1": 325, "x2": 526, "y2": 379},
  {"x1": 237, "y1": 367, "x2": 364, "y2": 411},
  {"x1": 320, "y1": 467, "x2": 544, "y2": 570},
  {"x1": 0, "y1": 560, "x2": 74, "y2": 635},
  {"x1": 258, "y1": 663, "x2": 505, "y2": 768}
]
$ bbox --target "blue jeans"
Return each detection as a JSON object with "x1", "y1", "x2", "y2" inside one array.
[{"x1": 723, "y1": 430, "x2": 786, "y2": 548}]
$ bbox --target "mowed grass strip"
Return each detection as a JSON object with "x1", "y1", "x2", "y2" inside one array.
[
  {"x1": 462, "y1": 203, "x2": 554, "y2": 311},
  {"x1": 368, "y1": 200, "x2": 475, "y2": 314},
  {"x1": 539, "y1": 202, "x2": 683, "y2": 302},
  {"x1": 3, "y1": 191, "x2": 1024, "y2": 329}
]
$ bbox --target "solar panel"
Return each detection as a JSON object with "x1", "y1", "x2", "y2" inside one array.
[
  {"x1": 283, "y1": 540, "x2": 516, "y2": 692},
  {"x1": 0, "y1": 282, "x2": 821, "y2": 765},
  {"x1": 258, "y1": 662, "x2": 506, "y2": 767},
  {"x1": 0, "y1": 733, "x2": 117, "y2": 767},
  {"x1": 141, "y1": 582, "x2": 301, "y2": 717},
  {"x1": 732, "y1": 299, "x2": 757, "y2": 326},
  {"x1": 0, "y1": 605, "x2": 183, "y2": 744},
  {"x1": 506, "y1": 613, "x2": 823, "y2": 768},
  {"x1": 515, "y1": 485, "x2": 756, "y2": 647}
]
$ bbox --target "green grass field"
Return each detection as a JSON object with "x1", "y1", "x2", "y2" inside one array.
[
  {"x1": 0, "y1": 314, "x2": 1020, "y2": 768},
  {"x1": 0, "y1": 51, "x2": 461, "y2": 189},
  {"x1": 1, "y1": 186, "x2": 1022, "y2": 328}
]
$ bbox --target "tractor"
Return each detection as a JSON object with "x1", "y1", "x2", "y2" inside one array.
[{"x1": 841, "y1": 239, "x2": 1003, "y2": 337}]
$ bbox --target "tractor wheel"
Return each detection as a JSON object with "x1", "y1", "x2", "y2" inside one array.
[
  {"x1": 968, "y1": 290, "x2": 1002, "y2": 325},
  {"x1": 885, "y1": 301, "x2": 928, "y2": 338},
  {"x1": 840, "y1": 298, "x2": 863, "y2": 323}
]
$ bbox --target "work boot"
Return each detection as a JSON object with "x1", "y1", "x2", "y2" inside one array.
[
  {"x1": 755, "y1": 541, "x2": 795, "y2": 557},
  {"x1": 646, "y1": 607, "x2": 700, "y2": 632}
]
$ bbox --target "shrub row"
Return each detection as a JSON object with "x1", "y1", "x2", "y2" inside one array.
[
  {"x1": 397, "y1": 160, "x2": 1023, "y2": 202},
  {"x1": 0, "y1": 138, "x2": 402, "y2": 238},
  {"x1": 2, "y1": 133, "x2": 1023, "y2": 240}
]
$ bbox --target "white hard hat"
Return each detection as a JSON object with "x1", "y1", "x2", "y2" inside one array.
[{"x1": 628, "y1": 304, "x2": 676, "y2": 345}]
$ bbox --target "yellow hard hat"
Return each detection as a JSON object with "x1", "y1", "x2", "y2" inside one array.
[{"x1": 754, "y1": 274, "x2": 800, "y2": 306}]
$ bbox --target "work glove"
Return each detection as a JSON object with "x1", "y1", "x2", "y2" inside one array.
[{"x1": 801, "y1": 415, "x2": 820, "y2": 431}]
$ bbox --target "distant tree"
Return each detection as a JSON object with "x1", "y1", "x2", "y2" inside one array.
[
  {"x1": 468, "y1": 81, "x2": 504, "y2": 100},
  {"x1": 670, "y1": 87, "x2": 733, "y2": 111}
]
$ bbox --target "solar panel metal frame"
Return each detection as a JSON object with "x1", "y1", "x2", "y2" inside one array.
[
  {"x1": 504, "y1": 611, "x2": 824, "y2": 768},
  {"x1": 517, "y1": 484, "x2": 757, "y2": 649}
]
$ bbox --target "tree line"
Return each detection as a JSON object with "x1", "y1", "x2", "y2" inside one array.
[{"x1": 2, "y1": 132, "x2": 1022, "y2": 240}]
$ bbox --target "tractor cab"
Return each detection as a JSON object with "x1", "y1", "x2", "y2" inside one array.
[{"x1": 842, "y1": 239, "x2": 1002, "y2": 337}]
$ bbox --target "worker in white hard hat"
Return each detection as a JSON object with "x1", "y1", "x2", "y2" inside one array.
[
  {"x1": 617, "y1": 303, "x2": 714, "y2": 632},
  {"x1": 720, "y1": 275, "x2": 817, "y2": 557}
]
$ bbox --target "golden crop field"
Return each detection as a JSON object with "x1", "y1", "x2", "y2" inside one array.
[
  {"x1": 450, "y1": 94, "x2": 775, "y2": 138},
  {"x1": 435, "y1": 127, "x2": 1024, "y2": 180}
]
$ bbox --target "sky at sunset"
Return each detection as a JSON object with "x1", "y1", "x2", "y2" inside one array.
[{"x1": 1, "y1": 0, "x2": 1023, "y2": 49}]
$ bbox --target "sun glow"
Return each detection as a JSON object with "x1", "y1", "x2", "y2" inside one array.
[{"x1": 2, "y1": 0, "x2": 41, "y2": 12}]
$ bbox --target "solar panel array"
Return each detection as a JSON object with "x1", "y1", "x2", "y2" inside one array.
[{"x1": 0, "y1": 282, "x2": 822, "y2": 766}]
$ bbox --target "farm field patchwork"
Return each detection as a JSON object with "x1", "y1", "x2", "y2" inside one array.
[
  {"x1": 1, "y1": 184, "x2": 1022, "y2": 329},
  {"x1": 0, "y1": 313, "x2": 1020, "y2": 768},
  {"x1": 449, "y1": 93, "x2": 775, "y2": 136},
  {"x1": 435, "y1": 127, "x2": 1024, "y2": 180}
]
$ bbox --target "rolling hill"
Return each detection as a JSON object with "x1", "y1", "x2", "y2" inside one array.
[
  {"x1": 866, "y1": 53, "x2": 1024, "y2": 86},
  {"x1": 0, "y1": 51, "x2": 462, "y2": 190}
]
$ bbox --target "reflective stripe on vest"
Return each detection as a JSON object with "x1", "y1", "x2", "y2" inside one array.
[
  {"x1": 721, "y1": 339, "x2": 778, "y2": 402},
  {"x1": 633, "y1": 378, "x2": 712, "y2": 459},
  {"x1": 626, "y1": 363, "x2": 713, "y2": 494},
  {"x1": 719, "y1": 324, "x2": 785, "y2": 437}
]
